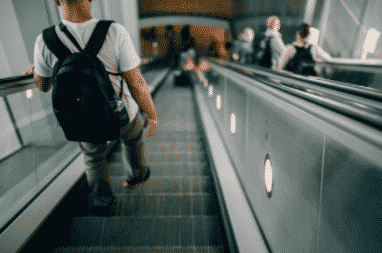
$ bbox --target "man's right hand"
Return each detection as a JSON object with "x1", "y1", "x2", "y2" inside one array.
[{"x1": 146, "y1": 117, "x2": 158, "y2": 137}]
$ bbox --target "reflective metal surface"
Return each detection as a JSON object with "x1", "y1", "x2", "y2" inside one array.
[
  {"x1": 319, "y1": 136, "x2": 382, "y2": 253},
  {"x1": 191, "y1": 55, "x2": 382, "y2": 253}
]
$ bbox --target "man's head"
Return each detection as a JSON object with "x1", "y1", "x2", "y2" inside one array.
[
  {"x1": 243, "y1": 27, "x2": 254, "y2": 42},
  {"x1": 267, "y1": 16, "x2": 280, "y2": 32},
  {"x1": 54, "y1": 0, "x2": 93, "y2": 23},
  {"x1": 296, "y1": 23, "x2": 310, "y2": 44}
]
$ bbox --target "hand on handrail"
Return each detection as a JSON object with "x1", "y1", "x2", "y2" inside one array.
[
  {"x1": 196, "y1": 61, "x2": 210, "y2": 72},
  {"x1": 183, "y1": 58, "x2": 195, "y2": 71},
  {"x1": 24, "y1": 64, "x2": 34, "y2": 76}
]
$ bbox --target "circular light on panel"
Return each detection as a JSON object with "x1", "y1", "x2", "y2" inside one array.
[
  {"x1": 264, "y1": 153, "x2": 274, "y2": 197},
  {"x1": 216, "y1": 95, "x2": 221, "y2": 110},
  {"x1": 26, "y1": 89, "x2": 33, "y2": 99},
  {"x1": 230, "y1": 113, "x2": 236, "y2": 134},
  {"x1": 208, "y1": 85, "x2": 213, "y2": 97}
]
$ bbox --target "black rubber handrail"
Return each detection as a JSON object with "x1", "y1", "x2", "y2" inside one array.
[
  {"x1": 207, "y1": 57, "x2": 382, "y2": 102},
  {"x1": 0, "y1": 54, "x2": 167, "y2": 96},
  {"x1": 315, "y1": 59, "x2": 382, "y2": 74},
  {"x1": 204, "y1": 57, "x2": 382, "y2": 130}
]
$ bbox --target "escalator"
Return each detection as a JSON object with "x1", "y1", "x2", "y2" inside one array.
[
  {"x1": 9, "y1": 60, "x2": 236, "y2": 253},
  {"x1": 41, "y1": 57, "x2": 382, "y2": 253},
  {"x1": 50, "y1": 72, "x2": 229, "y2": 253},
  {"x1": 4, "y1": 52, "x2": 382, "y2": 253}
]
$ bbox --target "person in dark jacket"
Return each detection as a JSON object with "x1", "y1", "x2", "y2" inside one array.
[
  {"x1": 207, "y1": 40, "x2": 219, "y2": 58},
  {"x1": 165, "y1": 25, "x2": 176, "y2": 69}
]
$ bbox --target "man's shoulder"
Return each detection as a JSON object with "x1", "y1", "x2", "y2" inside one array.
[{"x1": 285, "y1": 44, "x2": 296, "y2": 54}]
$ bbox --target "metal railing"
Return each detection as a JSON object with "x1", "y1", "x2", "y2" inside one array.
[
  {"x1": 204, "y1": 57, "x2": 382, "y2": 129},
  {"x1": 191, "y1": 57, "x2": 382, "y2": 252},
  {"x1": 0, "y1": 54, "x2": 166, "y2": 97}
]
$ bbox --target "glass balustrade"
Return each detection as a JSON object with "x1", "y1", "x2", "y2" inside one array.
[
  {"x1": 0, "y1": 55, "x2": 163, "y2": 232},
  {"x1": 0, "y1": 79, "x2": 80, "y2": 231}
]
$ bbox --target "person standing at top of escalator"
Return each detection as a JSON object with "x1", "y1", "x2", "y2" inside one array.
[
  {"x1": 278, "y1": 23, "x2": 332, "y2": 76},
  {"x1": 231, "y1": 28, "x2": 255, "y2": 64},
  {"x1": 174, "y1": 25, "x2": 209, "y2": 85},
  {"x1": 165, "y1": 25, "x2": 177, "y2": 69},
  {"x1": 253, "y1": 16, "x2": 285, "y2": 69},
  {"x1": 207, "y1": 40, "x2": 219, "y2": 59},
  {"x1": 178, "y1": 25, "x2": 208, "y2": 73}
]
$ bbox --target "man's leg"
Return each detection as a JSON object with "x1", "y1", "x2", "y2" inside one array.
[
  {"x1": 119, "y1": 111, "x2": 149, "y2": 186},
  {"x1": 79, "y1": 142, "x2": 115, "y2": 203}
]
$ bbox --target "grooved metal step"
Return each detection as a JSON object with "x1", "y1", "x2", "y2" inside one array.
[
  {"x1": 113, "y1": 192, "x2": 219, "y2": 216},
  {"x1": 52, "y1": 72, "x2": 229, "y2": 253},
  {"x1": 109, "y1": 176, "x2": 213, "y2": 195},
  {"x1": 54, "y1": 245, "x2": 225, "y2": 253},
  {"x1": 107, "y1": 161, "x2": 210, "y2": 177},
  {"x1": 146, "y1": 150, "x2": 207, "y2": 163},
  {"x1": 68, "y1": 216, "x2": 225, "y2": 247}
]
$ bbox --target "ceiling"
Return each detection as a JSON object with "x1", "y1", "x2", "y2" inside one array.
[{"x1": 138, "y1": 0, "x2": 308, "y2": 21}]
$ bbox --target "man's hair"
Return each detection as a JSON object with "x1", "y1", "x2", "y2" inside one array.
[
  {"x1": 64, "y1": 0, "x2": 83, "y2": 5},
  {"x1": 298, "y1": 23, "x2": 310, "y2": 39}
]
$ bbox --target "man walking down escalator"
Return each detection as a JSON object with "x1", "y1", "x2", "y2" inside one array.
[{"x1": 24, "y1": 0, "x2": 159, "y2": 215}]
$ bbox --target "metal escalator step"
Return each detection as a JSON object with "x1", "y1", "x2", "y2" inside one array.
[
  {"x1": 109, "y1": 176, "x2": 213, "y2": 195},
  {"x1": 54, "y1": 245, "x2": 225, "y2": 252},
  {"x1": 68, "y1": 216, "x2": 225, "y2": 248},
  {"x1": 108, "y1": 161, "x2": 210, "y2": 177},
  {"x1": 109, "y1": 149, "x2": 208, "y2": 164},
  {"x1": 113, "y1": 193, "x2": 220, "y2": 216},
  {"x1": 107, "y1": 139, "x2": 206, "y2": 164},
  {"x1": 146, "y1": 150, "x2": 207, "y2": 163},
  {"x1": 143, "y1": 132, "x2": 204, "y2": 143},
  {"x1": 144, "y1": 141, "x2": 205, "y2": 154}
]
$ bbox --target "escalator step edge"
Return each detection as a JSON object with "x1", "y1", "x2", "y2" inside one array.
[{"x1": 54, "y1": 246, "x2": 225, "y2": 253}]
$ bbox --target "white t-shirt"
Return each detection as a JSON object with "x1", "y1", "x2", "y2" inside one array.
[{"x1": 33, "y1": 18, "x2": 141, "y2": 121}]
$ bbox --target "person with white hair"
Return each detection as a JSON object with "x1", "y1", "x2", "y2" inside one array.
[{"x1": 253, "y1": 16, "x2": 286, "y2": 69}]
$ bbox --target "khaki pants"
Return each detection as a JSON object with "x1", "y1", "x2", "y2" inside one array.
[{"x1": 79, "y1": 111, "x2": 147, "y2": 199}]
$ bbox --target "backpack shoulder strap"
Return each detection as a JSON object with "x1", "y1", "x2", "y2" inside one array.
[
  {"x1": 42, "y1": 25, "x2": 72, "y2": 60},
  {"x1": 84, "y1": 20, "x2": 122, "y2": 77},
  {"x1": 83, "y1": 20, "x2": 115, "y2": 57},
  {"x1": 59, "y1": 23, "x2": 83, "y2": 53}
]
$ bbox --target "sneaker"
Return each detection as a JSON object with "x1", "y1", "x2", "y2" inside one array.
[{"x1": 123, "y1": 167, "x2": 151, "y2": 190}]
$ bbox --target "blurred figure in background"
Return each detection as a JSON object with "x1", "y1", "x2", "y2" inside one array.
[
  {"x1": 278, "y1": 23, "x2": 331, "y2": 76},
  {"x1": 175, "y1": 24, "x2": 210, "y2": 86},
  {"x1": 175, "y1": 25, "x2": 197, "y2": 75},
  {"x1": 231, "y1": 37, "x2": 241, "y2": 62},
  {"x1": 253, "y1": 16, "x2": 285, "y2": 69},
  {"x1": 165, "y1": 25, "x2": 177, "y2": 69},
  {"x1": 232, "y1": 27, "x2": 255, "y2": 64},
  {"x1": 207, "y1": 40, "x2": 219, "y2": 58}
]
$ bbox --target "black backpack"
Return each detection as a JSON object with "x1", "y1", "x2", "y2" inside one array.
[
  {"x1": 285, "y1": 45, "x2": 317, "y2": 76},
  {"x1": 253, "y1": 33, "x2": 272, "y2": 68},
  {"x1": 42, "y1": 20, "x2": 129, "y2": 144}
]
